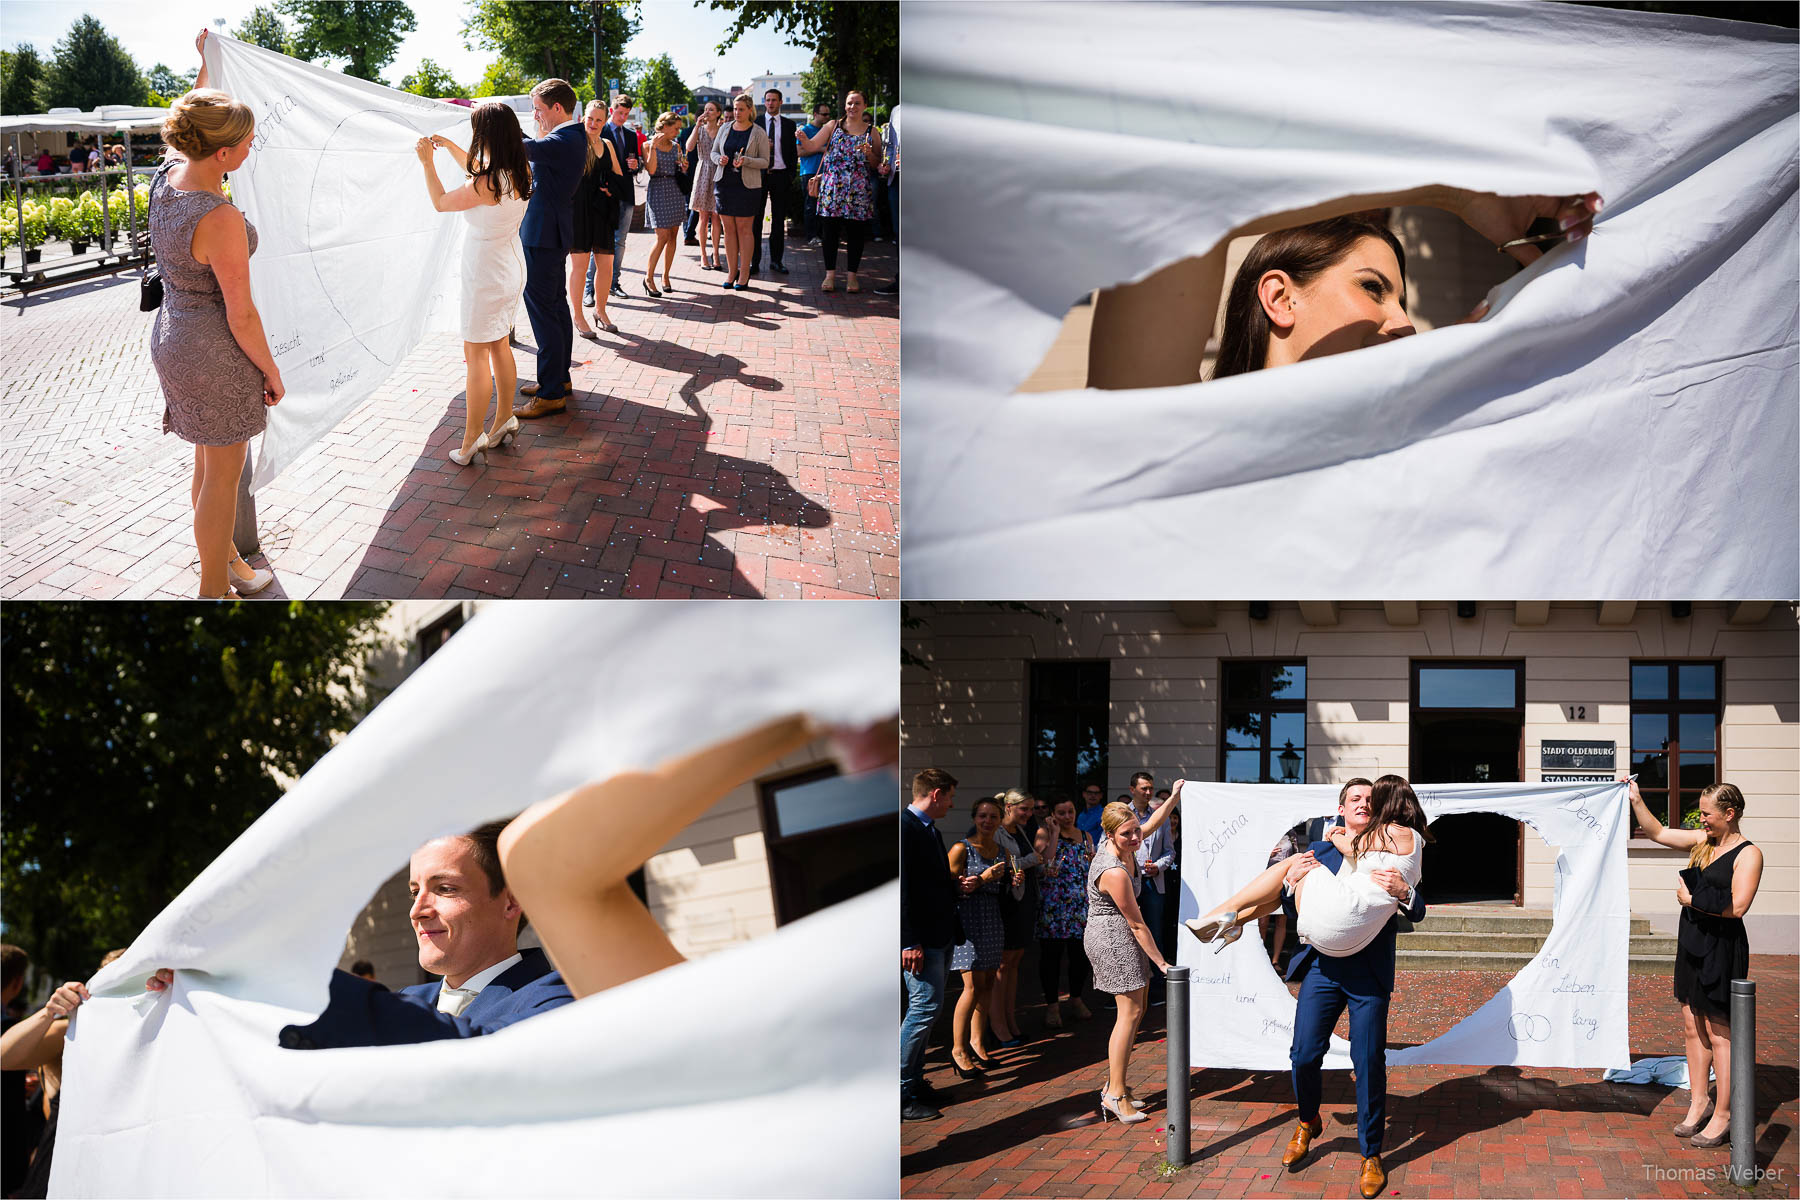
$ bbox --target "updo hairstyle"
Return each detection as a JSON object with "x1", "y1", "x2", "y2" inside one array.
[
  {"x1": 1099, "y1": 800, "x2": 1137, "y2": 839},
  {"x1": 162, "y1": 89, "x2": 255, "y2": 159}
]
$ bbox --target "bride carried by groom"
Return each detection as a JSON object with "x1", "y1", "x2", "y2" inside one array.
[{"x1": 1186, "y1": 776, "x2": 1431, "y2": 1200}]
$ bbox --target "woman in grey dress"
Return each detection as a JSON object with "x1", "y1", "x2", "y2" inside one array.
[
  {"x1": 1086, "y1": 786, "x2": 1180, "y2": 1124},
  {"x1": 639, "y1": 112, "x2": 688, "y2": 296},
  {"x1": 150, "y1": 31, "x2": 281, "y2": 598},
  {"x1": 947, "y1": 796, "x2": 1011, "y2": 1077}
]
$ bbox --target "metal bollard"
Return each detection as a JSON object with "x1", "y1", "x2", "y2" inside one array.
[
  {"x1": 1165, "y1": 964, "x2": 1189, "y2": 1169},
  {"x1": 235, "y1": 451, "x2": 259, "y2": 557},
  {"x1": 1729, "y1": 979, "x2": 1756, "y2": 1184}
]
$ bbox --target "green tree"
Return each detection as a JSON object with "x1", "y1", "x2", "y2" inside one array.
[
  {"x1": 279, "y1": 1, "x2": 417, "y2": 83},
  {"x1": 1, "y1": 603, "x2": 393, "y2": 984},
  {"x1": 1, "y1": 45, "x2": 47, "y2": 115},
  {"x1": 145, "y1": 63, "x2": 192, "y2": 101},
  {"x1": 38, "y1": 15, "x2": 148, "y2": 110},
  {"x1": 234, "y1": 5, "x2": 293, "y2": 54},
  {"x1": 400, "y1": 58, "x2": 464, "y2": 99},
  {"x1": 470, "y1": 58, "x2": 536, "y2": 99},
  {"x1": 632, "y1": 53, "x2": 689, "y2": 122},
  {"x1": 461, "y1": 1, "x2": 638, "y2": 98},
  {"x1": 709, "y1": 1, "x2": 898, "y2": 114}
]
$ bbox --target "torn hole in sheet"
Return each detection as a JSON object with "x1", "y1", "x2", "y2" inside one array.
[{"x1": 1016, "y1": 201, "x2": 1574, "y2": 394}]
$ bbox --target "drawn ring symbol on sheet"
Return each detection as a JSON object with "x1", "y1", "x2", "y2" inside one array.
[
  {"x1": 307, "y1": 107, "x2": 443, "y2": 368},
  {"x1": 1508, "y1": 1013, "x2": 1551, "y2": 1042}
]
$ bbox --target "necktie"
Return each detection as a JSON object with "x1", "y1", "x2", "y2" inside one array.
[{"x1": 438, "y1": 984, "x2": 478, "y2": 1017}]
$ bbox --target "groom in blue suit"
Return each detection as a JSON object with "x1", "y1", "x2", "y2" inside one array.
[
  {"x1": 514, "y1": 78, "x2": 588, "y2": 420},
  {"x1": 276, "y1": 822, "x2": 573, "y2": 1048},
  {"x1": 1277, "y1": 777, "x2": 1425, "y2": 1199}
]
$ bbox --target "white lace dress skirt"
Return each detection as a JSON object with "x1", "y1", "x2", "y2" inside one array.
[
  {"x1": 1295, "y1": 843, "x2": 1423, "y2": 958},
  {"x1": 459, "y1": 192, "x2": 529, "y2": 342}
]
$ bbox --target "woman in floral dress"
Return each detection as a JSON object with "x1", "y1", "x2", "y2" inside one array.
[
  {"x1": 1035, "y1": 795, "x2": 1094, "y2": 1028},
  {"x1": 796, "y1": 89, "x2": 883, "y2": 293}
]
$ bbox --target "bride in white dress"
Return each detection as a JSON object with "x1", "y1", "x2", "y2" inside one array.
[
  {"x1": 1186, "y1": 776, "x2": 1430, "y2": 957},
  {"x1": 415, "y1": 102, "x2": 533, "y2": 466}
]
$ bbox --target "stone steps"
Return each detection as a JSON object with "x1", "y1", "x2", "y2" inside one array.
[{"x1": 1394, "y1": 905, "x2": 1676, "y2": 974}]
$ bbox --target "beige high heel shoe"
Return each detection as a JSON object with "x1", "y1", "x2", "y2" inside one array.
[
  {"x1": 1099, "y1": 1090, "x2": 1147, "y2": 1124},
  {"x1": 227, "y1": 556, "x2": 273, "y2": 596}
]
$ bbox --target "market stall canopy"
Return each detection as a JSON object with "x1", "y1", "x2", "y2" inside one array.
[{"x1": 0, "y1": 105, "x2": 173, "y2": 133}]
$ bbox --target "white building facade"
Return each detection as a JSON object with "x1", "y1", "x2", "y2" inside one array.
[
  {"x1": 902, "y1": 601, "x2": 1798, "y2": 952},
  {"x1": 747, "y1": 71, "x2": 808, "y2": 114}
]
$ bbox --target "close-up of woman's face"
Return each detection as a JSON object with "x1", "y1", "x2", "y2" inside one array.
[
  {"x1": 845, "y1": 92, "x2": 866, "y2": 120},
  {"x1": 972, "y1": 802, "x2": 1001, "y2": 833},
  {"x1": 734, "y1": 96, "x2": 754, "y2": 121},
  {"x1": 702, "y1": 102, "x2": 720, "y2": 123},
  {"x1": 1696, "y1": 793, "x2": 1736, "y2": 838},
  {"x1": 1111, "y1": 817, "x2": 1143, "y2": 853},
  {"x1": 584, "y1": 104, "x2": 606, "y2": 135},
  {"x1": 1053, "y1": 801, "x2": 1076, "y2": 827},
  {"x1": 1004, "y1": 799, "x2": 1030, "y2": 825},
  {"x1": 1264, "y1": 234, "x2": 1413, "y2": 366}
]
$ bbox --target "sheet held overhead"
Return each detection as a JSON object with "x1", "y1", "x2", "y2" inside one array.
[
  {"x1": 901, "y1": 2, "x2": 1798, "y2": 598},
  {"x1": 51, "y1": 602, "x2": 899, "y2": 1197}
]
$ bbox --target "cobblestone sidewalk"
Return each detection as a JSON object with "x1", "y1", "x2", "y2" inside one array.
[
  {"x1": 904, "y1": 959, "x2": 1798, "y2": 1198},
  {"x1": 0, "y1": 232, "x2": 897, "y2": 599}
]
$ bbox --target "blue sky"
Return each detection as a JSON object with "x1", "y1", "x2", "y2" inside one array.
[{"x1": 2, "y1": 1, "x2": 813, "y2": 94}]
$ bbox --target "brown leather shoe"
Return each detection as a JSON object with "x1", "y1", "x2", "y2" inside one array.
[
  {"x1": 519, "y1": 383, "x2": 540, "y2": 397},
  {"x1": 1359, "y1": 1154, "x2": 1386, "y2": 1198},
  {"x1": 1281, "y1": 1118, "x2": 1321, "y2": 1170},
  {"x1": 515, "y1": 392, "x2": 567, "y2": 419}
]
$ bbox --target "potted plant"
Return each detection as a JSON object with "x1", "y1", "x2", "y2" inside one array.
[
  {"x1": 78, "y1": 193, "x2": 107, "y2": 249},
  {"x1": 51, "y1": 196, "x2": 86, "y2": 254},
  {"x1": 0, "y1": 215, "x2": 12, "y2": 269},
  {"x1": 19, "y1": 200, "x2": 47, "y2": 264}
]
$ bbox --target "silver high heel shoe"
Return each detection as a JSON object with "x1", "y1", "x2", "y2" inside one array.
[
  {"x1": 448, "y1": 432, "x2": 489, "y2": 466},
  {"x1": 226, "y1": 557, "x2": 273, "y2": 596},
  {"x1": 1099, "y1": 1090, "x2": 1148, "y2": 1124},
  {"x1": 1185, "y1": 910, "x2": 1240, "y2": 945},
  {"x1": 486, "y1": 416, "x2": 519, "y2": 449}
]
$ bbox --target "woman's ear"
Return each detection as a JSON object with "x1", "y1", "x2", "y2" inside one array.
[{"x1": 1258, "y1": 271, "x2": 1298, "y2": 330}]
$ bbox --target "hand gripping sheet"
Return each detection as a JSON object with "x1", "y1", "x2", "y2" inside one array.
[
  {"x1": 49, "y1": 601, "x2": 899, "y2": 1198},
  {"x1": 901, "y1": 3, "x2": 1799, "y2": 597},
  {"x1": 199, "y1": 34, "x2": 479, "y2": 491},
  {"x1": 1177, "y1": 781, "x2": 1631, "y2": 1071}
]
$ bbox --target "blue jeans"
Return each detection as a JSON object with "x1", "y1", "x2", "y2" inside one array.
[
  {"x1": 1139, "y1": 882, "x2": 1168, "y2": 968},
  {"x1": 900, "y1": 946, "x2": 949, "y2": 1100},
  {"x1": 594, "y1": 198, "x2": 634, "y2": 293}
]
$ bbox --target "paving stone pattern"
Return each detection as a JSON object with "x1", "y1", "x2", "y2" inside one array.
[
  {"x1": 0, "y1": 233, "x2": 897, "y2": 599},
  {"x1": 904, "y1": 958, "x2": 1798, "y2": 1198}
]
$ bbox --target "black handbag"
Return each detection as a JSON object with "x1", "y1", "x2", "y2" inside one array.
[
  {"x1": 139, "y1": 163, "x2": 164, "y2": 311},
  {"x1": 139, "y1": 265, "x2": 162, "y2": 312}
]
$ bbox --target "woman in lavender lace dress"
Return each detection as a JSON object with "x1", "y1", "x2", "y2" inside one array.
[{"x1": 148, "y1": 30, "x2": 281, "y2": 598}]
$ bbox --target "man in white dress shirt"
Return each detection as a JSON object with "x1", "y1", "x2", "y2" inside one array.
[{"x1": 750, "y1": 88, "x2": 798, "y2": 275}]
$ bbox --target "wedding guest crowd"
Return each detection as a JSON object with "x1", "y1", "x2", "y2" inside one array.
[{"x1": 901, "y1": 770, "x2": 1200, "y2": 1125}]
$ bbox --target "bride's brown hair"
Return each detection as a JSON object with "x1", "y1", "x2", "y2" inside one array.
[
  {"x1": 1352, "y1": 774, "x2": 1435, "y2": 861},
  {"x1": 467, "y1": 101, "x2": 532, "y2": 203}
]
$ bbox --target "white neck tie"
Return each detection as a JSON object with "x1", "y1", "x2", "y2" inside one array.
[{"x1": 438, "y1": 984, "x2": 478, "y2": 1017}]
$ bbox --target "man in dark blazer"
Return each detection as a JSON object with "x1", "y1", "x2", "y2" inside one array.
[
  {"x1": 273, "y1": 821, "x2": 574, "y2": 1047},
  {"x1": 515, "y1": 78, "x2": 588, "y2": 420},
  {"x1": 1277, "y1": 777, "x2": 1425, "y2": 1199},
  {"x1": 901, "y1": 767, "x2": 963, "y2": 1121},
  {"x1": 750, "y1": 88, "x2": 799, "y2": 275}
]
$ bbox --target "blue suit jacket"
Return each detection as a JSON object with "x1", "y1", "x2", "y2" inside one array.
[
  {"x1": 520, "y1": 122, "x2": 588, "y2": 251},
  {"x1": 279, "y1": 947, "x2": 573, "y2": 1049},
  {"x1": 1281, "y1": 839, "x2": 1425, "y2": 997}
]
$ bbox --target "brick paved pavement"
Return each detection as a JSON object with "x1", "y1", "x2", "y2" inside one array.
[
  {"x1": 904, "y1": 958, "x2": 1798, "y2": 1198},
  {"x1": 0, "y1": 232, "x2": 897, "y2": 599}
]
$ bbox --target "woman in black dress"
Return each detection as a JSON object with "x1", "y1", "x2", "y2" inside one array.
[
  {"x1": 569, "y1": 100, "x2": 625, "y2": 337},
  {"x1": 1628, "y1": 780, "x2": 1764, "y2": 1147}
]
